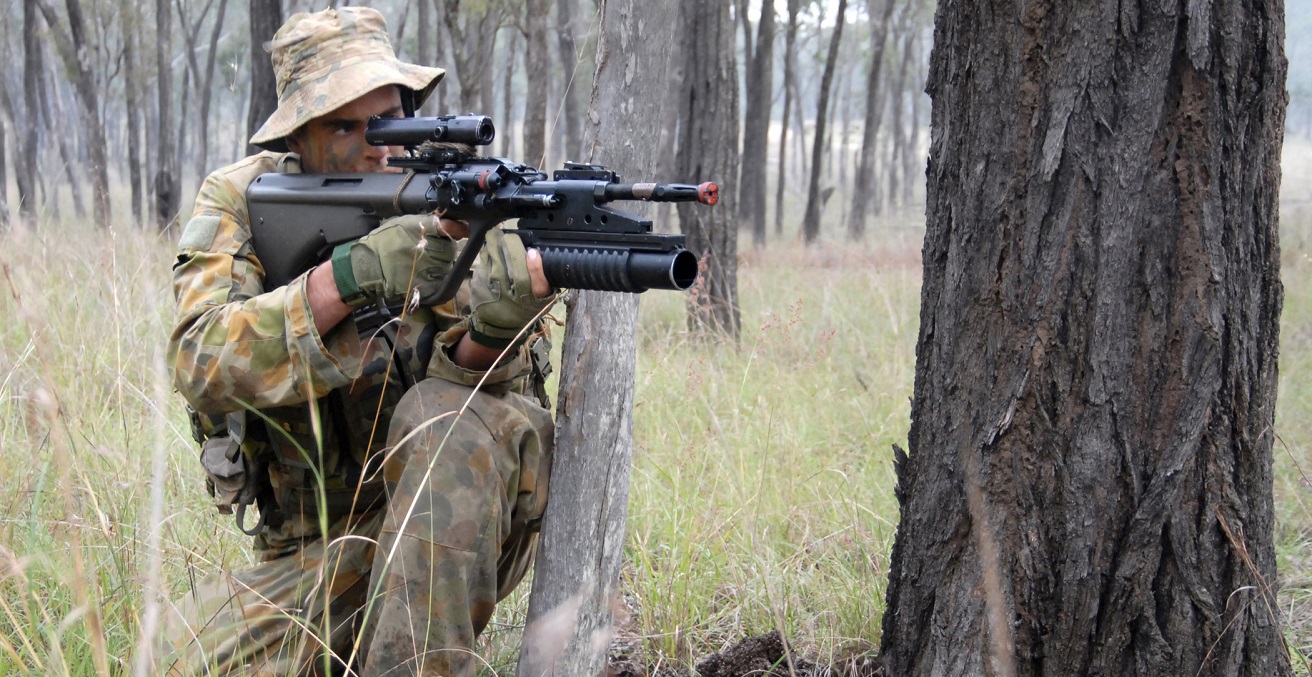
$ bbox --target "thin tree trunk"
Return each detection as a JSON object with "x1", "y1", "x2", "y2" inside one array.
[
  {"x1": 847, "y1": 0, "x2": 896, "y2": 239},
  {"x1": 515, "y1": 0, "x2": 675, "y2": 673},
  {"x1": 417, "y1": 0, "x2": 435, "y2": 115},
  {"x1": 522, "y1": 0, "x2": 550, "y2": 167},
  {"x1": 47, "y1": 71, "x2": 86, "y2": 219},
  {"x1": 18, "y1": 0, "x2": 42, "y2": 224},
  {"x1": 196, "y1": 0, "x2": 230, "y2": 181},
  {"x1": 0, "y1": 82, "x2": 10, "y2": 227},
  {"x1": 35, "y1": 0, "x2": 111, "y2": 226},
  {"x1": 902, "y1": 29, "x2": 924, "y2": 209},
  {"x1": 800, "y1": 0, "x2": 848, "y2": 243},
  {"x1": 654, "y1": 8, "x2": 686, "y2": 235},
  {"x1": 442, "y1": 0, "x2": 502, "y2": 116},
  {"x1": 739, "y1": 0, "x2": 775, "y2": 247},
  {"x1": 156, "y1": 0, "x2": 179, "y2": 229},
  {"x1": 246, "y1": 0, "x2": 282, "y2": 156},
  {"x1": 773, "y1": 0, "x2": 800, "y2": 237},
  {"x1": 122, "y1": 0, "x2": 143, "y2": 225},
  {"x1": 886, "y1": 22, "x2": 912, "y2": 213},
  {"x1": 554, "y1": 0, "x2": 581, "y2": 160},
  {"x1": 880, "y1": 0, "x2": 1290, "y2": 675},
  {"x1": 501, "y1": 26, "x2": 517, "y2": 157}
]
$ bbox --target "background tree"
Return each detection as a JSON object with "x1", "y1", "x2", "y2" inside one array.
[
  {"x1": 738, "y1": 0, "x2": 775, "y2": 247},
  {"x1": 18, "y1": 0, "x2": 42, "y2": 225},
  {"x1": 192, "y1": 0, "x2": 230, "y2": 182},
  {"x1": 515, "y1": 0, "x2": 676, "y2": 673},
  {"x1": 246, "y1": 0, "x2": 282, "y2": 156},
  {"x1": 519, "y1": 0, "x2": 550, "y2": 166},
  {"x1": 440, "y1": 0, "x2": 504, "y2": 115},
  {"x1": 879, "y1": 0, "x2": 1290, "y2": 675},
  {"x1": 773, "y1": 0, "x2": 801, "y2": 237},
  {"x1": 800, "y1": 0, "x2": 848, "y2": 243},
  {"x1": 35, "y1": 0, "x2": 110, "y2": 228},
  {"x1": 553, "y1": 0, "x2": 582, "y2": 162},
  {"x1": 847, "y1": 0, "x2": 896, "y2": 239},
  {"x1": 120, "y1": 0, "x2": 144, "y2": 224},
  {"x1": 676, "y1": 0, "x2": 741, "y2": 337}
]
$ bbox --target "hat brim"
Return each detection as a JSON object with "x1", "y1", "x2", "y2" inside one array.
[{"x1": 250, "y1": 59, "x2": 445, "y2": 152}]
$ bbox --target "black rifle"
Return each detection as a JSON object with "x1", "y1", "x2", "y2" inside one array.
[{"x1": 247, "y1": 114, "x2": 718, "y2": 304}]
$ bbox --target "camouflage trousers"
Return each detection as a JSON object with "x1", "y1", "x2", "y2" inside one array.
[{"x1": 163, "y1": 378, "x2": 554, "y2": 676}]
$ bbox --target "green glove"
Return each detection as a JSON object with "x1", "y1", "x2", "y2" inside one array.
[
  {"x1": 331, "y1": 214, "x2": 457, "y2": 307},
  {"x1": 469, "y1": 227, "x2": 554, "y2": 349}
]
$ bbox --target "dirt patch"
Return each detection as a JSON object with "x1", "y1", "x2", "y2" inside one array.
[{"x1": 607, "y1": 630, "x2": 879, "y2": 677}]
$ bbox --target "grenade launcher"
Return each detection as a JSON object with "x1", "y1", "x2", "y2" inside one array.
[{"x1": 247, "y1": 114, "x2": 719, "y2": 304}]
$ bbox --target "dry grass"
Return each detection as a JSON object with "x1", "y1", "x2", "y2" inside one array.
[{"x1": 0, "y1": 138, "x2": 1310, "y2": 674}]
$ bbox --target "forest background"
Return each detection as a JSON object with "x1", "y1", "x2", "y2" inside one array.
[{"x1": 0, "y1": 0, "x2": 1309, "y2": 674}]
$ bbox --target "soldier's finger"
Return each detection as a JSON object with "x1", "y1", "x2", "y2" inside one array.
[{"x1": 526, "y1": 249, "x2": 551, "y2": 299}]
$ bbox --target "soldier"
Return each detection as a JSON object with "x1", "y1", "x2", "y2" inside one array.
[{"x1": 164, "y1": 7, "x2": 556, "y2": 675}]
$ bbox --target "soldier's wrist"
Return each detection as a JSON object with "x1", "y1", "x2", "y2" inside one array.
[{"x1": 330, "y1": 243, "x2": 370, "y2": 307}]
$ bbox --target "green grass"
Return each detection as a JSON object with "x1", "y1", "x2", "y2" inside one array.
[{"x1": 2, "y1": 136, "x2": 1312, "y2": 673}]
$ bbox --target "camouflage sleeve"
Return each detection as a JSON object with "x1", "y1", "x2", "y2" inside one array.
[
  {"x1": 168, "y1": 164, "x2": 364, "y2": 414},
  {"x1": 424, "y1": 320, "x2": 535, "y2": 391}
]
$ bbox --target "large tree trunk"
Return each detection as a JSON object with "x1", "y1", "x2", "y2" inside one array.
[
  {"x1": 799, "y1": 0, "x2": 847, "y2": 244},
  {"x1": 739, "y1": 0, "x2": 775, "y2": 247},
  {"x1": 515, "y1": 1, "x2": 675, "y2": 674},
  {"x1": 246, "y1": 0, "x2": 282, "y2": 157},
  {"x1": 846, "y1": 0, "x2": 896, "y2": 240},
  {"x1": 676, "y1": 0, "x2": 741, "y2": 338},
  {"x1": 879, "y1": 0, "x2": 1290, "y2": 675}
]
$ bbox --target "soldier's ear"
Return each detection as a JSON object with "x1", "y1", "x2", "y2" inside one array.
[{"x1": 285, "y1": 130, "x2": 303, "y2": 154}]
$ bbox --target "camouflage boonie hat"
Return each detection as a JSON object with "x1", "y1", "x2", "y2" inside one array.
[{"x1": 250, "y1": 7, "x2": 445, "y2": 152}]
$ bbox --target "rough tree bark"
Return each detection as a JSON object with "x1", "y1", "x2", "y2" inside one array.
[
  {"x1": 773, "y1": 0, "x2": 800, "y2": 237},
  {"x1": 846, "y1": 0, "x2": 897, "y2": 240},
  {"x1": 514, "y1": 0, "x2": 675, "y2": 674},
  {"x1": 879, "y1": 0, "x2": 1290, "y2": 675},
  {"x1": 739, "y1": 0, "x2": 775, "y2": 247},
  {"x1": 677, "y1": 0, "x2": 741, "y2": 338},
  {"x1": 800, "y1": 0, "x2": 847, "y2": 244},
  {"x1": 246, "y1": 0, "x2": 282, "y2": 157}
]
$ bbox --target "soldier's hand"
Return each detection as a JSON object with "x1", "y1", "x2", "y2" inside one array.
[
  {"x1": 332, "y1": 214, "x2": 457, "y2": 307},
  {"x1": 469, "y1": 227, "x2": 556, "y2": 349}
]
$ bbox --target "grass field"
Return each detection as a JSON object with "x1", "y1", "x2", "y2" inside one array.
[{"x1": 0, "y1": 139, "x2": 1309, "y2": 674}]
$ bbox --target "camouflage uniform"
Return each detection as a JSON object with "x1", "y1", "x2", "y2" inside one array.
[{"x1": 163, "y1": 9, "x2": 553, "y2": 676}]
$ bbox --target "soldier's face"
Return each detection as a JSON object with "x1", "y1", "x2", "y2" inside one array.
[{"x1": 288, "y1": 85, "x2": 405, "y2": 173}]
